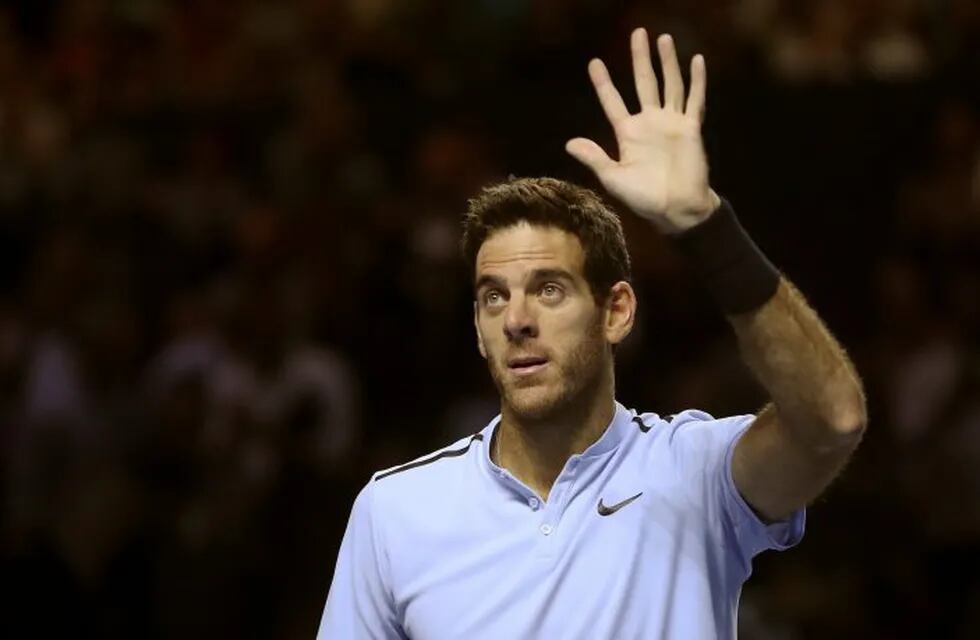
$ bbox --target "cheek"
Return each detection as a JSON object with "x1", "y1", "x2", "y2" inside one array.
[
  {"x1": 476, "y1": 318, "x2": 503, "y2": 350},
  {"x1": 553, "y1": 304, "x2": 602, "y2": 334},
  {"x1": 544, "y1": 312, "x2": 603, "y2": 356}
]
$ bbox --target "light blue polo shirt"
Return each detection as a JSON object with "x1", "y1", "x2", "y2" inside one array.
[{"x1": 318, "y1": 402, "x2": 805, "y2": 639}]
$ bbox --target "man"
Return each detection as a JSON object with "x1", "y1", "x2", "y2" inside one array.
[{"x1": 318, "y1": 29, "x2": 866, "y2": 638}]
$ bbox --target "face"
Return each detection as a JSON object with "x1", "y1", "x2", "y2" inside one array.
[{"x1": 473, "y1": 223, "x2": 633, "y2": 422}]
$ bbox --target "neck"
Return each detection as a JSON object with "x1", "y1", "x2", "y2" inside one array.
[{"x1": 492, "y1": 366, "x2": 615, "y2": 501}]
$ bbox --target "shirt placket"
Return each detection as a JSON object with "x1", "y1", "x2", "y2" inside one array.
[{"x1": 536, "y1": 455, "x2": 581, "y2": 559}]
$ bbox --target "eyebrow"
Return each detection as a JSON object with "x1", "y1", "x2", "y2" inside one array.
[
  {"x1": 473, "y1": 268, "x2": 577, "y2": 292},
  {"x1": 474, "y1": 273, "x2": 506, "y2": 293}
]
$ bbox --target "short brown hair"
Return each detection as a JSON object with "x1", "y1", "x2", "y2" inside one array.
[{"x1": 461, "y1": 176, "x2": 631, "y2": 303}]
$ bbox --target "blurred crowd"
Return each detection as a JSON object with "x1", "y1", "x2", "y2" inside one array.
[{"x1": 0, "y1": 0, "x2": 977, "y2": 638}]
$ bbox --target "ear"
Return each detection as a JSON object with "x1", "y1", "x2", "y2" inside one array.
[
  {"x1": 603, "y1": 281, "x2": 636, "y2": 345},
  {"x1": 473, "y1": 302, "x2": 487, "y2": 359}
]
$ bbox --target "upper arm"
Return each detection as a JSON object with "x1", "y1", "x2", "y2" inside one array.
[
  {"x1": 317, "y1": 481, "x2": 406, "y2": 639},
  {"x1": 665, "y1": 409, "x2": 804, "y2": 563},
  {"x1": 733, "y1": 403, "x2": 863, "y2": 522}
]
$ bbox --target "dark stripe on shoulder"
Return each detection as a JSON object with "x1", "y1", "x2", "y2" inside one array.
[
  {"x1": 632, "y1": 415, "x2": 653, "y2": 433},
  {"x1": 374, "y1": 433, "x2": 484, "y2": 482}
]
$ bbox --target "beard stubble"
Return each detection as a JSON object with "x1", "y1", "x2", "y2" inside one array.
[{"x1": 486, "y1": 312, "x2": 608, "y2": 423}]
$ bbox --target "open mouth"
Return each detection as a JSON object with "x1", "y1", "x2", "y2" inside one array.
[{"x1": 507, "y1": 356, "x2": 549, "y2": 376}]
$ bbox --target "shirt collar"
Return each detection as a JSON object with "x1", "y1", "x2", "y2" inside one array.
[{"x1": 481, "y1": 400, "x2": 634, "y2": 475}]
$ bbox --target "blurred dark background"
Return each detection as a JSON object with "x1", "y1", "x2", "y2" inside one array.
[{"x1": 0, "y1": 0, "x2": 977, "y2": 638}]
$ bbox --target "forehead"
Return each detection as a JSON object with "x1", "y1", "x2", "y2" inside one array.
[{"x1": 475, "y1": 222, "x2": 585, "y2": 278}]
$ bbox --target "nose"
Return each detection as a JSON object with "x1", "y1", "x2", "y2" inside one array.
[{"x1": 504, "y1": 293, "x2": 538, "y2": 342}]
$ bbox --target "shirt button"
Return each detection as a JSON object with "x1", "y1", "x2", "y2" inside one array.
[
  {"x1": 540, "y1": 524, "x2": 553, "y2": 536},
  {"x1": 528, "y1": 497, "x2": 539, "y2": 509}
]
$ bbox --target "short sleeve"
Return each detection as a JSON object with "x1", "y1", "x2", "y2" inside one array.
[
  {"x1": 317, "y1": 480, "x2": 407, "y2": 639},
  {"x1": 668, "y1": 410, "x2": 805, "y2": 565},
  {"x1": 721, "y1": 418, "x2": 806, "y2": 559}
]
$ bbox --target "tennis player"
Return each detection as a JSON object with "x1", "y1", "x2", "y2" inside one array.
[{"x1": 318, "y1": 28, "x2": 866, "y2": 639}]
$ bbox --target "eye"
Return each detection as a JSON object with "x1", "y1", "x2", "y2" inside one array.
[
  {"x1": 483, "y1": 289, "x2": 505, "y2": 307},
  {"x1": 540, "y1": 283, "x2": 564, "y2": 302}
]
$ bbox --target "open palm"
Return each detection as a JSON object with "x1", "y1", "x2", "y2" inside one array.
[{"x1": 566, "y1": 29, "x2": 720, "y2": 234}]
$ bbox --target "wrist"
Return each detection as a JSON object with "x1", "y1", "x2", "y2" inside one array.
[
  {"x1": 647, "y1": 190, "x2": 723, "y2": 234},
  {"x1": 672, "y1": 197, "x2": 780, "y2": 315},
  {"x1": 698, "y1": 189, "x2": 723, "y2": 221}
]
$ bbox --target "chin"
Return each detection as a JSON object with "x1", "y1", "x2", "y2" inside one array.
[
  {"x1": 503, "y1": 384, "x2": 575, "y2": 422},
  {"x1": 488, "y1": 325, "x2": 609, "y2": 422}
]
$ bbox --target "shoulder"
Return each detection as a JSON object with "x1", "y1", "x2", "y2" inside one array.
[
  {"x1": 632, "y1": 408, "x2": 756, "y2": 466},
  {"x1": 349, "y1": 431, "x2": 490, "y2": 560},
  {"x1": 630, "y1": 407, "x2": 747, "y2": 436},
  {"x1": 666, "y1": 408, "x2": 754, "y2": 435},
  {"x1": 367, "y1": 430, "x2": 487, "y2": 503}
]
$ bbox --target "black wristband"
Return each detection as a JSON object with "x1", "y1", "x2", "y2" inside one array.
[{"x1": 672, "y1": 198, "x2": 780, "y2": 315}]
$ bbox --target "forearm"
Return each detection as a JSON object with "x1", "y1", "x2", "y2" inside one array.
[
  {"x1": 672, "y1": 197, "x2": 867, "y2": 451},
  {"x1": 728, "y1": 278, "x2": 867, "y2": 451}
]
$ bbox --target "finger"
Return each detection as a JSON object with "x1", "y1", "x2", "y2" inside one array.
[
  {"x1": 685, "y1": 54, "x2": 706, "y2": 121},
  {"x1": 588, "y1": 58, "x2": 630, "y2": 125},
  {"x1": 565, "y1": 137, "x2": 616, "y2": 174},
  {"x1": 657, "y1": 34, "x2": 684, "y2": 111},
  {"x1": 630, "y1": 28, "x2": 660, "y2": 110}
]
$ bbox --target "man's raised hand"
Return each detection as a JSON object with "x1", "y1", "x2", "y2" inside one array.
[{"x1": 566, "y1": 29, "x2": 721, "y2": 234}]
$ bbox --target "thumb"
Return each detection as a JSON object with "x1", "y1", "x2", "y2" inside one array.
[{"x1": 565, "y1": 137, "x2": 615, "y2": 174}]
